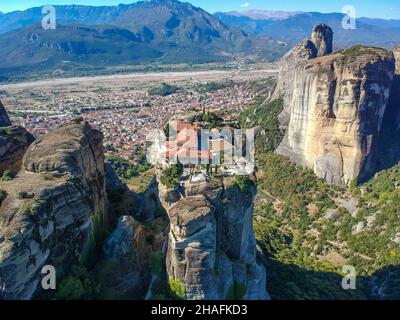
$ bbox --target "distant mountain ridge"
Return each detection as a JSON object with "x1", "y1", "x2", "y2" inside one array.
[
  {"x1": 215, "y1": 10, "x2": 400, "y2": 49},
  {"x1": 1, "y1": 2, "x2": 399, "y2": 82},
  {"x1": 0, "y1": 4, "x2": 137, "y2": 34},
  {"x1": 0, "y1": 0, "x2": 286, "y2": 81},
  {"x1": 0, "y1": 23, "x2": 163, "y2": 74},
  {"x1": 223, "y1": 10, "x2": 302, "y2": 21}
]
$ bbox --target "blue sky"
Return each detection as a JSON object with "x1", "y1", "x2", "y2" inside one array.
[{"x1": 0, "y1": 0, "x2": 399, "y2": 19}]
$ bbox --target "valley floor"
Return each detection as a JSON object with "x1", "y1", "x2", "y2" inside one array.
[{"x1": 0, "y1": 66, "x2": 277, "y2": 91}]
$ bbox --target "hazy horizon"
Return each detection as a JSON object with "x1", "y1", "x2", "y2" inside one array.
[{"x1": 0, "y1": 0, "x2": 399, "y2": 20}]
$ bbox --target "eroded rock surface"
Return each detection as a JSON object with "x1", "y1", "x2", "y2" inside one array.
[
  {"x1": 132, "y1": 177, "x2": 164, "y2": 222},
  {"x1": 394, "y1": 45, "x2": 400, "y2": 74},
  {"x1": 160, "y1": 177, "x2": 269, "y2": 300},
  {"x1": 310, "y1": 24, "x2": 333, "y2": 57},
  {"x1": 271, "y1": 24, "x2": 333, "y2": 122},
  {"x1": 0, "y1": 122, "x2": 106, "y2": 299},
  {"x1": 102, "y1": 215, "x2": 164, "y2": 299},
  {"x1": 373, "y1": 46, "x2": 400, "y2": 172},
  {"x1": 0, "y1": 102, "x2": 34, "y2": 176},
  {"x1": 272, "y1": 25, "x2": 396, "y2": 186}
]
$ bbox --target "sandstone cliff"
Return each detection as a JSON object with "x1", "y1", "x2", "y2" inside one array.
[
  {"x1": 101, "y1": 215, "x2": 164, "y2": 299},
  {"x1": 0, "y1": 102, "x2": 34, "y2": 176},
  {"x1": 0, "y1": 122, "x2": 106, "y2": 299},
  {"x1": 394, "y1": 45, "x2": 400, "y2": 74},
  {"x1": 272, "y1": 25, "x2": 396, "y2": 186},
  {"x1": 158, "y1": 176, "x2": 269, "y2": 300},
  {"x1": 271, "y1": 24, "x2": 333, "y2": 123},
  {"x1": 373, "y1": 46, "x2": 400, "y2": 172}
]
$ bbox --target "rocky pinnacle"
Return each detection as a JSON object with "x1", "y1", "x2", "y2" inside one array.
[
  {"x1": 273, "y1": 24, "x2": 396, "y2": 186},
  {"x1": 310, "y1": 24, "x2": 333, "y2": 57},
  {"x1": 0, "y1": 100, "x2": 12, "y2": 127}
]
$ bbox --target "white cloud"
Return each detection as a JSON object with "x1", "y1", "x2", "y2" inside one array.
[{"x1": 241, "y1": 3, "x2": 250, "y2": 8}]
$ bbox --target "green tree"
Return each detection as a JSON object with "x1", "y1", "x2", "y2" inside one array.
[
  {"x1": 235, "y1": 175, "x2": 254, "y2": 197},
  {"x1": 17, "y1": 191, "x2": 28, "y2": 199},
  {"x1": 226, "y1": 282, "x2": 247, "y2": 300},
  {"x1": 160, "y1": 162, "x2": 183, "y2": 188},
  {"x1": 168, "y1": 278, "x2": 186, "y2": 300},
  {"x1": 1, "y1": 170, "x2": 15, "y2": 181}
]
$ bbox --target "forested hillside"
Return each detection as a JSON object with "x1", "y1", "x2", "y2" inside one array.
[{"x1": 239, "y1": 92, "x2": 400, "y2": 300}]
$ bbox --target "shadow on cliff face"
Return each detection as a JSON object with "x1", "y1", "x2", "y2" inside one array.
[
  {"x1": 105, "y1": 162, "x2": 166, "y2": 225},
  {"x1": 52, "y1": 163, "x2": 168, "y2": 300},
  {"x1": 263, "y1": 258, "x2": 400, "y2": 300},
  {"x1": 360, "y1": 75, "x2": 400, "y2": 183}
]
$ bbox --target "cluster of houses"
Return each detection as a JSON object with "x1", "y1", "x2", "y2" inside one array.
[{"x1": 148, "y1": 117, "x2": 255, "y2": 184}]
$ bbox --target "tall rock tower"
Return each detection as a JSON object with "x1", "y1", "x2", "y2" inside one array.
[
  {"x1": 158, "y1": 176, "x2": 269, "y2": 300},
  {"x1": 271, "y1": 25, "x2": 396, "y2": 186},
  {"x1": 271, "y1": 24, "x2": 334, "y2": 123},
  {"x1": 310, "y1": 24, "x2": 333, "y2": 57}
]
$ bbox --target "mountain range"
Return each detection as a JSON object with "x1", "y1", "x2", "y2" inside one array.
[
  {"x1": 0, "y1": 0, "x2": 399, "y2": 82},
  {"x1": 0, "y1": 0, "x2": 286, "y2": 81},
  {"x1": 215, "y1": 10, "x2": 400, "y2": 49}
]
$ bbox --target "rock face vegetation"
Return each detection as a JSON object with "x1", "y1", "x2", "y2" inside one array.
[{"x1": 238, "y1": 25, "x2": 400, "y2": 299}]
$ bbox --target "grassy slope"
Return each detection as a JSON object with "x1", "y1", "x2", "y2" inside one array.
[{"x1": 239, "y1": 93, "x2": 400, "y2": 300}]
